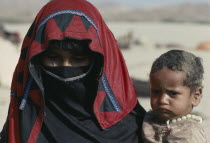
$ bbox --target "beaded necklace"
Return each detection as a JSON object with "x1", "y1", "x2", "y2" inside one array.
[{"x1": 166, "y1": 114, "x2": 202, "y2": 128}]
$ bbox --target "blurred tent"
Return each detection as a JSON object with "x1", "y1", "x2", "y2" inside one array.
[
  {"x1": 0, "y1": 23, "x2": 20, "y2": 46},
  {"x1": 196, "y1": 42, "x2": 210, "y2": 51}
]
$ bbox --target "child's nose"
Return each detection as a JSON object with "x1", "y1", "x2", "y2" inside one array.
[{"x1": 159, "y1": 94, "x2": 169, "y2": 104}]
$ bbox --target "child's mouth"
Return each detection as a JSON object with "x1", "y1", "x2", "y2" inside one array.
[{"x1": 156, "y1": 108, "x2": 173, "y2": 117}]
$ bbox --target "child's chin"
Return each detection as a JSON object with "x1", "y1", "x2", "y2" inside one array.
[{"x1": 157, "y1": 112, "x2": 173, "y2": 121}]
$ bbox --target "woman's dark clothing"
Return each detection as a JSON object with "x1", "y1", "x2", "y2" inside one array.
[{"x1": 36, "y1": 66, "x2": 145, "y2": 143}]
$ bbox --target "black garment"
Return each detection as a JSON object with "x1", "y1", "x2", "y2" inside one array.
[
  {"x1": 36, "y1": 66, "x2": 145, "y2": 143},
  {"x1": 37, "y1": 103, "x2": 144, "y2": 143},
  {"x1": 40, "y1": 65, "x2": 96, "y2": 108}
]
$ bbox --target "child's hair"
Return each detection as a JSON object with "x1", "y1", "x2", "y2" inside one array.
[
  {"x1": 48, "y1": 38, "x2": 92, "y2": 56},
  {"x1": 150, "y1": 50, "x2": 204, "y2": 92}
]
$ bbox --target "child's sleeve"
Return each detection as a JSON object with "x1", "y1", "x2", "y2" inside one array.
[
  {"x1": 191, "y1": 123, "x2": 207, "y2": 143},
  {"x1": 168, "y1": 121, "x2": 207, "y2": 143}
]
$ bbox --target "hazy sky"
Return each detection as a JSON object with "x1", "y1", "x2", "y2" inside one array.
[{"x1": 88, "y1": 0, "x2": 210, "y2": 8}]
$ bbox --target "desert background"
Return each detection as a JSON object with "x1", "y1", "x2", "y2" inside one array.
[{"x1": 0, "y1": 0, "x2": 210, "y2": 141}]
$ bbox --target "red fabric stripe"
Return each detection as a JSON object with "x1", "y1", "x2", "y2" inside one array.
[
  {"x1": 66, "y1": 16, "x2": 87, "y2": 33},
  {"x1": 27, "y1": 109, "x2": 44, "y2": 143},
  {"x1": 29, "y1": 90, "x2": 43, "y2": 107}
]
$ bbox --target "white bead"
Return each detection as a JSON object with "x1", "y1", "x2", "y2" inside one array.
[
  {"x1": 166, "y1": 120, "x2": 171, "y2": 129},
  {"x1": 197, "y1": 117, "x2": 203, "y2": 123},
  {"x1": 186, "y1": 114, "x2": 192, "y2": 119},
  {"x1": 172, "y1": 119, "x2": 177, "y2": 123},
  {"x1": 182, "y1": 116, "x2": 187, "y2": 120},
  {"x1": 168, "y1": 114, "x2": 203, "y2": 127},
  {"x1": 192, "y1": 115, "x2": 196, "y2": 119},
  {"x1": 194, "y1": 116, "x2": 199, "y2": 120}
]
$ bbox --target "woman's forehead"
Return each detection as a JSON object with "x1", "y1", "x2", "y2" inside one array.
[{"x1": 46, "y1": 46, "x2": 93, "y2": 58}]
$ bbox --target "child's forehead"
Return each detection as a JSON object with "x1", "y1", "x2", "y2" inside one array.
[
  {"x1": 150, "y1": 67, "x2": 187, "y2": 84},
  {"x1": 152, "y1": 67, "x2": 185, "y2": 74}
]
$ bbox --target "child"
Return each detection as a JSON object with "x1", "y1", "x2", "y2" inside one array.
[
  {"x1": 0, "y1": 0, "x2": 146, "y2": 142},
  {"x1": 142, "y1": 50, "x2": 207, "y2": 143}
]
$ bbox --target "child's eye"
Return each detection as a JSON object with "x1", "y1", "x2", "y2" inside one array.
[
  {"x1": 167, "y1": 91, "x2": 178, "y2": 97},
  {"x1": 151, "y1": 89, "x2": 161, "y2": 96}
]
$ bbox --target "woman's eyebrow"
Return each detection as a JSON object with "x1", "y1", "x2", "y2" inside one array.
[
  {"x1": 48, "y1": 47, "x2": 62, "y2": 53},
  {"x1": 45, "y1": 50, "x2": 58, "y2": 55}
]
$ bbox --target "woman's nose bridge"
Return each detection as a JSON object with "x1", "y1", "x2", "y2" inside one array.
[{"x1": 63, "y1": 58, "x2": 72, "y2": 66}]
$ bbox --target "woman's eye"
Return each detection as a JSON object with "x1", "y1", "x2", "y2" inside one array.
[
  {"x1": 72, "y1": 56, "x2": 89, "y2": 62},
  {"x1": 47, "y1": 54, "x2": 59, "y2": 60}
]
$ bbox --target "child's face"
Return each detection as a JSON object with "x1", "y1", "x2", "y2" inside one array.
[
  {"x1": 150, "y1": 67, "x2": 199, "y2": 120},
  {"x1": 41, "y1": 45, "x2": 93, "y2": 67}
]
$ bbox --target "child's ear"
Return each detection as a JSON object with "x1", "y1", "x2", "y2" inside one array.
[{"x1": 192, "y1": 88, "x2": 202, "y2": 107}]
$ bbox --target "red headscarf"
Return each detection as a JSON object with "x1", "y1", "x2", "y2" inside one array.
[{"x1": 7, "y1": 0, "x2": 138, "y2": 142}]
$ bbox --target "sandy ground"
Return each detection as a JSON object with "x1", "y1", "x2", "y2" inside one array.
[{"x1": 0, "y1": 22, "x2": 210, "y2": 141}]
